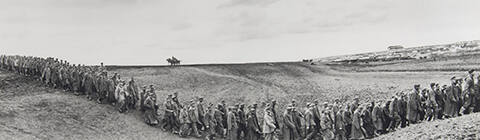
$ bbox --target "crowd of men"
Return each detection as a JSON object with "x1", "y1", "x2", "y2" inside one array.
[{"x1": 2, "y1": 54, "x2": 480, "y2": 140}]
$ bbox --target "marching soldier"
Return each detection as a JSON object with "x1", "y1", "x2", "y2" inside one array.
[
  {"x1": 350, "y1": 106, "x2": 364, "y2": 140},
  {"x1": 263, "y1": 104, "x2": 276, "y2": 140},
  {"x1": 461, "y1": 70, "x2": 475, "y2": 114},
  {"x1": 227, "y1": 106, "x2": 239, "y2": 140},
  {"x1": 214, "y1": 104, "x2": 226, "y2": 138},
  {"x1": 139, "y1": 85, "x2": 148, "y2": 111},
  {"x1": 237, "y1": 104, "x2": 246, "y2": 139},
  {"x1": 126, "y1": 77, "x2": 138, "y2": 109},
  {"x1": 360, "y1": 104, "x2": 375, "y2": 139},
  {"x1": 283, "y1": 104, "x2": 298, "y2": 140},
  {"x1": 246, "y1": 104, "x2": 262, "y2": 140},
  {"x1": 163, "y1": 95, "x2": 177, "y2": 132},
  {"x1": 425, "y1": 83, "x2": 438, "y2": 121},
  {"x1": 115, "y1": 81, "x2": 127, "y2": 113},
  {"x1": 304, "y1": 103, "x2": 317, "y2": 140},
  {"x1": 144, "y1": 91, "x2": 159, "y2": 126},
  {"x1": 444, "y1": 77, "x2": 459, "y2": 118},
  {"x1": 342, "y1": 105, "x2": 353, "y2": 139},
  {"x1": 188, "y1": 100, "x2": 202, "y2": 137},
  {"x1": 335, "y1": 106, "x2": 347, "y2": 140},
  {"x1": 434, "y1": 83, "x2": 446, "y2": 119},
  {"x1": 407, "y1": 84, "x2": 421, "y2": 124},
  {"x1": 372, "y1": 101, "x2": 386, "y2": 134},
  {"x1": 196, "y1": 97, "x2": 206, "y2": 131}
]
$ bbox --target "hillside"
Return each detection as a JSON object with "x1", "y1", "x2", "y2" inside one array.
[
  {"x1": 318, "y1": 40, "x2": 480, "y2": 65},
  {"x1": 375, "y1": 113, "x2": 480, "y2": 139},
  {"x1": 0, "y1": 70, "x2": 188, "y2": 140}
]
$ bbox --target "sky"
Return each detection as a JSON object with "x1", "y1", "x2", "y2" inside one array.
[{"x1": 1, "y1": 0, "x2": 480, "y2": 65}]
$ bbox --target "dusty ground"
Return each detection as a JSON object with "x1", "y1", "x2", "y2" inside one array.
[
  {"x1": 0, "y1": 71, "x2": 189, "y2": 140},
  {"x1": 1, "y1": 57, "x2": 479, "y2": 139},
  {"x1": 375, "y1": 113, "x2": 480, "y2": 140}
]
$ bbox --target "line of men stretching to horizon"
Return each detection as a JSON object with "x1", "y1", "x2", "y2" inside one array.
[{"x1": 1, "y1": 54, "x2": 480, "y2": 140}]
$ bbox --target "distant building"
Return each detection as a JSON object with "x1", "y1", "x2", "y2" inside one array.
[{"x1": 388, "y1": 45, "x2": 404, "y2": 50}]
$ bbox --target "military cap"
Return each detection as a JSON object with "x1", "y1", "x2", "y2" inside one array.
[
  {"x1": 451, "y1": 76, "x2": 456, "y2": 80},
  {"x1": 414, "y1": 84, "x2": 420, "y2": 87}
]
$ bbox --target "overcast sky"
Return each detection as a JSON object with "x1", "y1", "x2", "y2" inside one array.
[{"x1": 1, "y1": 0, "x2": 480, "y2": 65}]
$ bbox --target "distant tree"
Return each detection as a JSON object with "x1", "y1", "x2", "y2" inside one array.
[{"x1": 166, "y1": 56, "x2": 181, "y2": 66}]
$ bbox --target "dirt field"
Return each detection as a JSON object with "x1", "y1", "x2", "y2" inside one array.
[{"x1": 0, "y1": 58, "x2": 478, "y2": 139}]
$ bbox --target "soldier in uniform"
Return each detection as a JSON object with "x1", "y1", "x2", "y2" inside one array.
[
  {"x1": 434, "y1": 83, "x2": 446, "y2": 119},
  {"x1": 227, "y1": 106, "x2": 239, "y2": 140},
  {"x1": 455, "y1": 79, "x2": 463, "y2": 116},
  {"x1": 425, "y1": 83, "x2": 438, "y2": 121},
  {"x1": 388, "y1": 96, "x2": 401, "y2": 131},
  {"x1": 144, "y1": 92, "x2": 159, "y2": 126},
  {"x1": 96, "y1": 72, "x2": 108, "y2": 104},
  {"x1": 372, "y1": 101, "x2": 386, "y2": 134},
  {"x1": 461, "y1": 70, "x2": 475, "y2": 114},
  {"x1": 214, "y1": 104, "x2": 225, "y2": 138},
  {"x1": 342, "y1": 104, "x2": 353, "y2": 139},
  {"x1": 304, "y1": 103, "x2": 317, "y2": 140},
  {"x1": 205, "y1": 104, "x2": 217, "y2": 140},
  {"x1": 263, "y1": 104, "x2": 276, "y2": 140},
  {"x1": 444, "y1": 77, "x2": 459, "y2": 118},
  {"x1": 350, "y1": 106, "x2": 364, "y2": 140},
  {"x1": 105, "y1": 77, "x2": 117, "y2": 105},
  {"x1": 407, "y1": 84, "x2": 421, "y2": 124},
  {"x1": 474, "y1": 75, "x2": 480, "y2": 113},
  {"x1": 126, "y1": 77, "x2": 138, "y2": 110},
  {"x1": 246, "y1": 104, "x2": 262, "y2": 140},
  {"x1": 398, "y1": 93, "x2": 408, "y2": 128},
  {"x1": 163, "y1": 95, "x2": 177, "y2": 132},
  {"x1": 335, "y1": 105, "x2": 347, "y2": 140},
  {"x1": 291, "y1": 105, "x2": 304, "y2": 139},
  {"x1": 115, "y1": 81, "x2": 127, "y2": 113},
  {"x1": 139, "y1": 86, "x2": 148, "y2": 111},
  {"x1": 188, "y1": 100, "x2": 202, "y2": 137},
  {"x1": 196, "y1": 97, "x2": 206, "y2": 131},
  {"x1": 360, "y1": 104, "x2": 375, "y2": 139},
  {"x1": 282, "y1": 104, "x2": 298, "y2": 140},
  {"x1": 320, "y1": 107, "x2": 335, "y2": 140},
  {"x1": 178, "y1": 103, "x2": 191, "y2": 137},
  {"x1": 237, "y1": 104, "x2": 246, "y2": 139}
]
